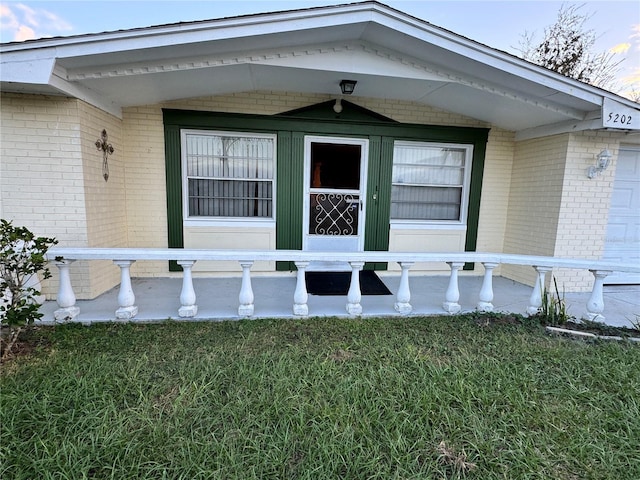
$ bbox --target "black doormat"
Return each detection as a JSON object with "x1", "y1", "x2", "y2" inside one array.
[{"x1": 305, "y1": 270, "x2": 392, "y2": 296}]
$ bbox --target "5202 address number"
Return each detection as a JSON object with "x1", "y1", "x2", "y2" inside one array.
[{"x1": 608, "y1": 112, "x2": 633, "y2": 125}]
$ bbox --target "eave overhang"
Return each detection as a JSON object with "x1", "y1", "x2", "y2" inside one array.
[{"x1": 1, "y1": 1, "x2": 638, "y2": 138}]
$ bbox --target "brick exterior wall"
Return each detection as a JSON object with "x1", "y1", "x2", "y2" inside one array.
[
  {"x1": 2, "y1": 90, "x2": 634, "y2": 296},
  {"x1": 1, "y1": 93, "x2": 91, "y2": 298},
  {"x1": 502, "y1": 131, "x2": 634, "y2": 291},
  {"x1": 552, "y1": 131, "x2": 619, "y2": 291},
  {"x1": 0, "y1": 93, "x2": 127, "y2": 298},
  {"x1": 78, "y1": 101, "x2": 126, "y2": 296},
  {"x1": 502, "y1": 134, "x2": 569, "y2": 286}
]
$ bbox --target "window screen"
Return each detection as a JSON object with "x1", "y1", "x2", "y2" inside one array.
[
  {"x1": 391, "y1": 142, "x2": 471, "y2": 222},
  {"x1": 184, "y1": 132, "x2": 275, "y2": 218}
]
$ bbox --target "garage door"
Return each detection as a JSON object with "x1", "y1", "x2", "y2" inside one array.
[{"x1": 603, "y1": 147, "x2": 640, "y2": 284}]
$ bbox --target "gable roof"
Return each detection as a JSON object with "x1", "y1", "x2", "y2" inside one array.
[{"x1": 1, "y1": 1, "x2": 638, "y2": 139}]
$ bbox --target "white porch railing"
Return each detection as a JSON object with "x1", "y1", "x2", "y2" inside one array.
[{"x1": 46, "y1": 248, "x2": 640, "y2": 323}]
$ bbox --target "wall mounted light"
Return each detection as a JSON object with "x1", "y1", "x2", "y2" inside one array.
[
  {"x1": 339, "y1": 79, "x2": 357, "y2": 95},
  {"x1": 587, "y1": 148, "x2": 612, "y2": 179}
]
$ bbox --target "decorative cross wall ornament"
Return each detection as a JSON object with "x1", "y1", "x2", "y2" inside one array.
[{"x1": 95, "y1": 129, "x2": 115, "y2": 181}]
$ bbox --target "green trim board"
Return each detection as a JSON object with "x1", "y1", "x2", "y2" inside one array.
[
  {"x1": 163, "y1": 103, "x2": 489, "y2": 272},
  {"x1": 463, "y1": 135, "x2": 488, "y2": 270},
  {"x1": 163, "y1": 108, "x2": 488, "y2": 143},
  {"x1": 164, "y1": 125, "x2": 183, "y2": 272}
]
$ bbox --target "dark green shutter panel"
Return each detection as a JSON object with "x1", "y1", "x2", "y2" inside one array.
[
  {"x1": 463, "y1": 137, "x2": 488, "y2": 270},
  {"x1": 164, "y1": 125, "x2": 183, "y2": 271},
  {"x1": 363, "y1": 135, "x2": 391, "y2": 270},
  {"x1": 276, "y1": 131, "x2": 304, "y2": 271}
]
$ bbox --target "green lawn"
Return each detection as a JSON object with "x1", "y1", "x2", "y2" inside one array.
[{"x1": 1, "y1": 316, "x2": 639, "y2": 479}]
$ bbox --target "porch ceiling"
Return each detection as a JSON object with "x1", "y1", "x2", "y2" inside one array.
[{"x1": 2, "y1": 1, "x2": 638, "y2": 137}]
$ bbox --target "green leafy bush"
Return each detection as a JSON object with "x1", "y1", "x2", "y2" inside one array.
[{"x1": 1, "y1": 220, "x2": 57, "y2": 358}]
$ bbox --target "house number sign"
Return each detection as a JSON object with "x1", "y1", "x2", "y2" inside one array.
[
  {"x1": 602, "y1": 98, "x2": 639, "y2": 129},
  {"x1": 95, "y1": 129, "x2": 115, "y2": 181}
]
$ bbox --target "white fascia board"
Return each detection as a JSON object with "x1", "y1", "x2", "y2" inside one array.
[
  {"x1": 2, "y1": 1, "x2": 634, "y2": 115},
  {"x1": 0, "y1": 52, "x2": 55, "y2": 84},
  {"x1": 602, "y1": 98, "x2": 640, "y2": 130},
  {"x1": 516, "y1": 100, "x2": 640, "y2": 139},
  {"x1": 515, "y1": 117, "x2": 605, "y2": 141},
  {"x1": 360, "y1": 6, "x2": 617, "y2": 108},
  {"x1": 0, "y1": 4, "x2": 376, "y2": 59}
]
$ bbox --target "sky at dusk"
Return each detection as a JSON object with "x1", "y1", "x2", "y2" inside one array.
[{"x1": 1, "y1": 0, "x2": 639, "y2": 97}]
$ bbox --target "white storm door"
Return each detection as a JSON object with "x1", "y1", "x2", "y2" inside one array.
[
  {"x1": 603, "y1": 147, "x2": 640, "y2": 284},
  {"x1": 303, "y1": 136, "x2": 368, "y2": 253}
]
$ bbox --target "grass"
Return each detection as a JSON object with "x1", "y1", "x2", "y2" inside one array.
[{"x1": 1, "y1": 316, "x2": 639, "y2": 479}]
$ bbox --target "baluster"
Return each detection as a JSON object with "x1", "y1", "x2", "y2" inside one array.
[
  {"x1": 177, "y1": 260, "x2": 197, "y2": 318},
  {"x1": 24, "y1": 272, "x2": 45, "y2": 305},
  {"x1": 394, "y1": 261, "x2": 413, "y2": 314},
  {"x1": 526, "y1": 266, "x2": 553, "y2": 315},
  {"x1": 477, "y1": 262, "x2": 498, "y2": 312},
  {"x1": 53, "y1": 259, "x2": 80, "y2": 322},
  {"x1": 443, "y1": 262, "x2": 464, "y2": 314},
  {"x1": 238, "y1": 261, "x2": 254, "y2": 317},
  {"x1": 584, "y1": 270, "x2": 611, "y2": 322},
  {"x1": 113, "y1": 260, "x2": 138, "y2": 319},
  {"x1": 293, "y1": 261, "x2": 309, "y2": 316},
  {"x1": 346, "y1": 262, "x2": 365, "y2": 315}
]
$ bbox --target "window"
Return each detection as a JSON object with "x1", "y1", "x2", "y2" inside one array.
[
  {"x1": 391, "y1": 141, "x2": 473, "y2": 223},
  {"x1": 182, "y1": 131, "x2": 276, "y2": 219}
]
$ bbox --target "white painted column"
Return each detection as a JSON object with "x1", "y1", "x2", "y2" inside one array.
[
  {"x1": 346, "y1": 261, "x2": 365, "y2": 315},
  {"x1": 293, "y1": 261, "x2": 309, "y2": 316},
  {"x1": 394, "y1": 261, "x2": 413, "y2": 315},
  {"x1": 584, "y1": 270, "x2": 611, "y2": 322},
  {"x1": 477, "y1": 262, "x2": 498, "y2": 312},
  {"x1": 113, "y1": 260, "x2": 138, "y2": 319},
  {"x1": 177, "y1": 260, "x2": 197, "y2": 318},
  {"x1": 24, "y1": 272, "x2": 45, "y2": 305},
  {"x1": 443, "y1": 262, "x2": 464, "y2": 314},
  {"x1": 53, "y1": 259, "x2": 80, "y2": 322},
  {"x1": 238, "y1": 261, "x2": 254, "y2": 317},
  {"x1": 527, "y1": 266, "x2": 553, "y2": 315}
]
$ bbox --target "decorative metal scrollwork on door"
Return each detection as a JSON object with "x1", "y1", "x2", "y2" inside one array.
[{"x1": 310, "y1": 193, "x2": 359, "y2": 236}]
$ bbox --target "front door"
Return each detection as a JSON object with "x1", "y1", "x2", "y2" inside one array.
[
  {"x1": 603, "y1": 147, "x2": 640, "y2": 284},
  {"x1": 303, "y1": 136, "x2": 368, "y2": 267}
]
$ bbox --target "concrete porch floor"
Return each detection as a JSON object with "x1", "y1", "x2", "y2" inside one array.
[{"x1": 39, "y1": 274, "x2": 640, "y2": 329}]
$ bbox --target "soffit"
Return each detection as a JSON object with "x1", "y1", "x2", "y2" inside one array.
[{"x1": 1, "y1": 1, "x2": 636, "y2": 134}]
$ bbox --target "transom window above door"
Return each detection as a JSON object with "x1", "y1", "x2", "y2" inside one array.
[
  {"x1": 391, "y1": 141, "x2": 473, "y2": 224},
  {"x1": 182, "y1": 130, "x2": 276, "y2": 221}
]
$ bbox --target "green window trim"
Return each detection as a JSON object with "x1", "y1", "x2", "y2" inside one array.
[{"x1": 163, "y1": 105, "x2": 489, "y2": 272}]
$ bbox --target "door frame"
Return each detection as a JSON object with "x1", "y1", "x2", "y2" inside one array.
[{"x1": 302, "y1": 135, "x2": 369, "y2": 252}]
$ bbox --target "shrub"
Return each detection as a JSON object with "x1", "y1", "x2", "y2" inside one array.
[{"x1": 1, "y1": 220, "x2": 57, "y2": 359}]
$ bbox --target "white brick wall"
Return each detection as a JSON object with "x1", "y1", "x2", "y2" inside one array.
[
  {"x1": 4, "y1": 90, "x2": 632, "y2": 296},
  {"x1": 502, "y1": 134, "x2": 569, "y2": 286},
  {"x1": 78, "y1": 101, "x2": 126, "y2": 296},
  {"x1": 552, "y1": 131, "x2": 619, "y2": 291},
  {"x1": 502, "y1": 131, "x2": 630, "y2": 290},
  {"x1": 121, "y1": 106, "x2": 168, "y2": 277},
  {"x1": 0, "y1": 93, "x2": 93, "y2": 298},
  {"x1": 475, "y1": 128, "x2": 515, "y2": 276}
]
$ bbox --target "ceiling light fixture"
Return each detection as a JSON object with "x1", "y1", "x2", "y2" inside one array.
[{"x1": 339, "y1": 79, "x2": 357, "y2": 95}]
